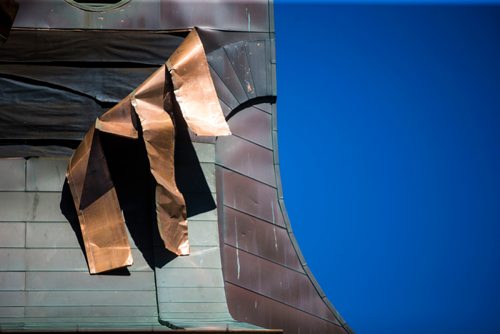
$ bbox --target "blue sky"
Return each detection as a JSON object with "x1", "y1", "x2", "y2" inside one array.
[{"x1": 274, "y1": 2, "x2": 500, "y2": 333}]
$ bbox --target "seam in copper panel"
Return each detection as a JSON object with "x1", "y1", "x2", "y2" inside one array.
[
  {"x1": 215, "y1": 166, "x2": 277, "y2": 190},
  {"x1": 223, "y1": 245, "x2": 337, "y2": 321},
  {"x1": 224, "y1": 282, "x2": 345, "y2": 327},
  {"x1": 222, "y1": 205, "x2": 282, "y2": 230},
  {"x1": 208, "y1": 63, "x2": 239, "y2": 108},
  {"x1": 228, "y1": 133, "x2": 273, "y2": 152},
  {"x1": 252, "y1": 105, "x2": 272, "y2": 115},
  {"x1": 220, "y1": 46, "x2": 248, "y2": 101},
  {"x1": 223, "y1": 243, "x2": 306, "y2": 276},
  {"x1": 218, "y1": 97, "x2": 351, "y2": 331}
]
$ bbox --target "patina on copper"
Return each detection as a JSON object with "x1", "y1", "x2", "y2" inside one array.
[{"x1": 67, "y1": 29, "x2": 230, "y2": 274}]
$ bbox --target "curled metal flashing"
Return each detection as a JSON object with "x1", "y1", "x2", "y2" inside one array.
[{"x1": 66, "y1": 29, "x2": 230, "y2": 273}]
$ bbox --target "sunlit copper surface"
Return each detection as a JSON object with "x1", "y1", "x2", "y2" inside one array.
[{"x1": 66, "y1": 29, "x2": 229, "y2": 273}]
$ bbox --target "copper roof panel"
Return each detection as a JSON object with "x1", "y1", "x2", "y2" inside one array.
[
  {"x1": 224, "y1": 42, "x2": 257, "y2": 100},
  {"x1": 246, "y1": 40, "x2": 272, "y2": 97},
  {"x1": 223, "y1": 245, "x2": 340, "y2": 324},
  {"x1": 208, "y1": 48, "x2": 249, "y2": 105},
  {"x1": 217, "y1": 167, "x2": 285, "y2": 227},
  {"x1": 226, "y1": 283, "x2": 349, "y2": 334},
  {"x1": 216, "y1": 135, "x2": 276, "y2": 187},
  {"x1": 223, "y1": 206, "x2": 303, "y2": 272},
  {"x1": 226, "y1": 106, "x2": 273, "y2": 150},
  {"x1": 198, "y1": 29, "x2": 270, "y2": 54},
  {"x1": 210, "y1": 67, "x2": 240, "y2": 111}
]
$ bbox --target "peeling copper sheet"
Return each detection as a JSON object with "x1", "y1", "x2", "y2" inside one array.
[
  {"x1": 95, "y1": 96, "x2": 138, "y2": 139},
  {"x1": 66, "y1": 29, "x2": 229, "y2": 273},
  {"x1": 66, "y1": 126, "x2": 132, "y2": 274},
  {"x1": 167, "y1": 30, "x2": 231, "y2": 137},
  {"x1": 132, "y1": 64, "x2": 189, "y2": 256}
]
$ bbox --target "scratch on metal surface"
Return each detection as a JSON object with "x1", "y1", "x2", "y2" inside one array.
[
  {"x1": 55, "y1": 164, "x2": 61, "y2": 184},
  {"x1": 31, "y1": 166, "x2": 38, "y2": 191},
  {"x1": 271, "y1": 200, "x2": 275, "y2": 224},
  {"x1": 31, "y1": 193, "x2": 39, "y2": 221},
  {"x1": 246, "y1": 81, "x2": 253, "y2": 93},
  {"x1": 271, "y1": 201, "x2": 278, "y2": 250},
  {"x1": 247, "y1": 152, "x2": 252, "y2": 173},
  {"x1": 235, "y1": 216, "x2": 240, "y2": 280},
  {"x1": 246, "y1": 8, "x2": 251, "y2": 32},
  {"x1": 273, "y1": 226, "x2": 278, "y2": 252}
]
